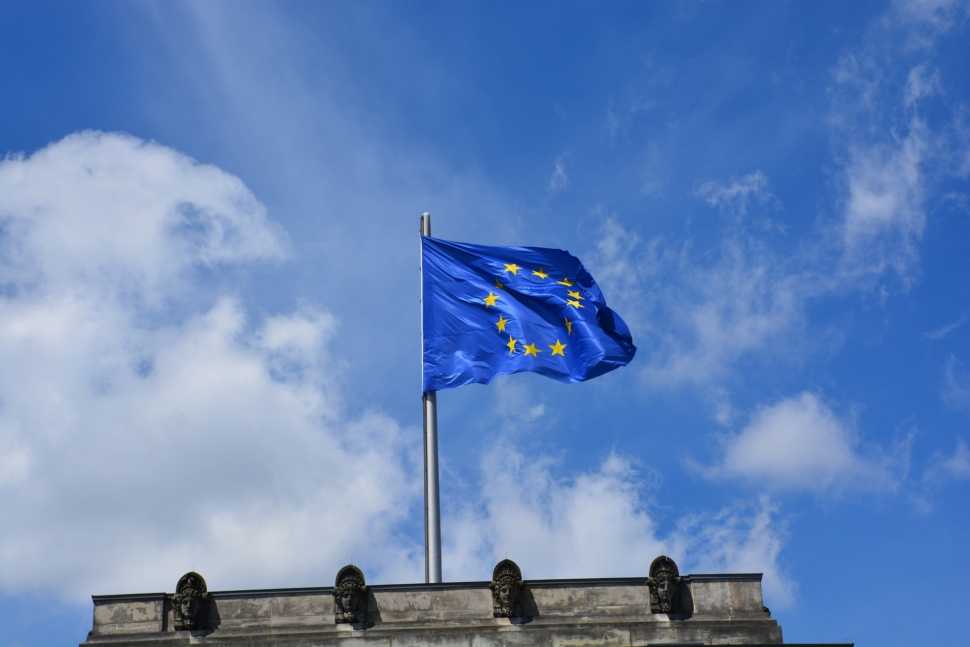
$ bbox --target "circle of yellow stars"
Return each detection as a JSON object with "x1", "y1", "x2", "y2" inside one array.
[{"x1": 477, "y1": 261, "x2": 592, "y2": 361}]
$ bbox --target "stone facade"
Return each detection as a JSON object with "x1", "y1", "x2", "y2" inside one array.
[{"x1": 80, "y1": 559, "x2": 851, "y2": 646}]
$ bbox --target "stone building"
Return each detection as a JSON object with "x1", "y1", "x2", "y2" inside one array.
[{"x1": 80, "y1": 556, "x2": 851, "y2": 646}]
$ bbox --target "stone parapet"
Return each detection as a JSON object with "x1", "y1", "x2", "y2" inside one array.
[{"x1": 81, "y1": 572, "x2": 787, "y2": 646}]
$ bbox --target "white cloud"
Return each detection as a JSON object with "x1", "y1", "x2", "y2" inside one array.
[
  {"x1": 695, "y1": 171, "x2": 774, "y2": 216},
  {"x1": 0, "y1": 133, "x2": 421, "y2": 599},
  {"x1": 935, "y1": 438, "x2": 970, "y2": 479},
  {"x1": 701, "y1": 392, "x2": 903, "y2": 493},
  {"x1": 892, "y1": 0, "x2": 968, "y2": 47},
  {"x1": 830, "y1": 53, "x2": 883, "y2": 119},
  {"x1": 830, "y1": 0, "x2": 970, "y2": 291},
  {"x1": 585, "y1": 217, "x2": 809, "y2": 413},
  {"x1": 445, "y1": 442, "x2": 794, "y2": 608},
  {"x1": 0, "y1": 442, "x2": 30, "y2": 487},
  {"x1": 585, "y1": 215, "x2": 663, "y2": 333},
  {"x1": 673, "y1": 496, "x2": 794, "y2": 608},
  {"x1": 489, "y1": 377, "x2": 550, "y2": 429},
  {"x1": 913, "y1": 437, "x2": 970, "y2": 511},
  {"x1": 840, "y1": 118, "x2": 929, "y2": 287},
  {"x1": 447, "y1": 449, "x2": 664, "y2": 580},
  {"x1": 924, "y1": 312, "x2": 968, "y2": 340},
  {"x1": 0, "y1": 131, "x2": 286, "y2": 302},
  {"x1": 942, "y1": 354, "x2": 970, "y2": 412},
  {"x1": 927, "y1": 438, "x2": 970, "y2": 480},
  {"x1": 904, "y1": 64, "x2": 943, "y2": 109},
  {"x1": 644, "y1": 239, "x2": 804, "y2": 389},
  {"x1": 548, "y1": 156, "x2": 568, "y2": 194}
]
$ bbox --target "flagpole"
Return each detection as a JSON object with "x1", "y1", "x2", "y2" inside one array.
[{"x1": 419, "y1": 212, "x2": 442, "y2": 584}]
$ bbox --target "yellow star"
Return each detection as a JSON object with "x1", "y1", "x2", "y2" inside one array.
[
  {"x1": 567, "y1": 299, "x2": 583, "y2": 309},
  {"x1": 496, "y1": 315, "x2": 509, "y2": 333},
  {"x1": 567, "y1": 290, "x2": 584, "y2": 301},
  {"x1": 564, "y1": 318, "x2": 573, "y2": 335},
  {"x1": 506, "y1": 335, "x2": 517, "y2": 354},
  {"x1": 495, "y1": 278, "x2": 504, "y2": 289},
  {"x1": 549, "y1": 339, "x2": 567, "y2": 357},
  {"x1": 557, "y1": 277, "x2": 574, "y2": 287},
  {"x1": 532, "y1": 268, "x2": 549, "y2": 280},
  {"x1": 504, "y1": 263, "x2": 520, "y2": 275},
  {"x1": 484, "y1": 292, "x2": 499, "y2": 307},
  {"x1": 523, "y1": 342, "x2": 540, "y2": 357}
]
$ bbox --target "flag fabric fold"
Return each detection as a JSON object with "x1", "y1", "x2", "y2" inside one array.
[{"x1": 422, "y1": 236, "x2": 636, "y2": 392}]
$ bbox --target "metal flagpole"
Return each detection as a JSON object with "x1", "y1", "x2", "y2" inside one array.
[{"x1": 419, "y1": 212, "x2": 442, "y2": 584}]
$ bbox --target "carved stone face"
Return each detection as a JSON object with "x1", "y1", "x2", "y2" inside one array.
[
  {"x1": 647, "y1": 555, "x2": 680, "y2": 615},
  {"x1": 177, "y1": 593, "x2": 198, "y2": 625},
  {"x1": 173, "y1": 572, "x2": 208, "y2": 631},
  {"x1": 653, "y1": 566, "x2": 676, "y2": 611},
  {"x1": 333, "y1": 565, "x2": 367, "y2": 625},
  {"x1": 334, "y1": 576, "x2": 365, "y2": 624},
  {"x1": 337, "y1": 584, "x2": 359, "y2": 615},
  {"x1": 490, "y1": 559, "x2": 523, "y2": 618},
  {"x1": 495, "y1": 576, "x2": 518, "y2": 610}
]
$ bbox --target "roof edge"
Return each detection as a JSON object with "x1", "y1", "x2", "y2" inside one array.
[{"x1": 91, "y1": 572, "x2": 764, "y2": 602}]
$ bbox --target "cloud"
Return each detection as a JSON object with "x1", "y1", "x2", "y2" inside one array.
[
  {"x1": 933, "y1": 438, "x2": 970, "y2": 479},
  {"x1": 839, "y1": 117, "x2": 929, "y2": 287},
  {"x1": 904, "y1": 64, "x2": 943, "y2": 109},
  {"x1": 548, "y1": 156, "x2": 568, "y2": 194},
  {"x1": 0, "y1": 131, "x2": 286, "y2": 302},
  {"x1": 829, "y1": 0, "x2": 970, "y2": 290},
  {"x1": 446, "y1": 449, "x2": 664, "y2": 580},
  {"x1": 643, "y1": 238, "x2": 804, "y2": 390},
  {"x1": 695, "y1": 171, "x2": 775, "y2": 216},
  {"x1": 699, "y1": 392, "x2": 904, "y2": 493},
  {"x1": 586, "y1": 216, "x2": 786, "y2": 418},
  {"x1": 584, "y1": 215, "x2": 663, "y2": 333},
  {"x1": 584, "y1": 216, "x2": 811, "y2": 416},
  {"x1": 942, "y1": 354, "x2": 970, "y2": 412},
  {"x1": 891, "y1": 0, "x2": 969, "y2": 47},
  {"x1": 672, "y1": 496, "x2": 794, "y2": 608},
  {"x1": 652, "y1": 249, "x2": 801, "y2": 387},
  {"x1": 830, "y1": 53, "x2": 883, "y2": 119},
  {"x1": 924, "y1": 312, "x2": 968, "y2": 340},
  {"x1": 0, "y1": 133, "x2": 421, "y2": 599},
  {"x1": 913, "y1": 437, "x2": 970, "y2": 511},
  {"x1": 445, "y1": 442, "x2": 794, "y2": 608}
]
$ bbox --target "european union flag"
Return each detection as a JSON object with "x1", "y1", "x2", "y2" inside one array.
[{"x1": 422, "y1": 236, "x2": 636, "y2": 392}]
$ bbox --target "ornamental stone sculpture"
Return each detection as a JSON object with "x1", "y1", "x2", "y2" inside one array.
[
  {"x1": 173, "y1": 571, "x2": 208, "y2": 631},
  {"x1": 490, "y1": 559, "x2": 523, "y2": 618},
  {"x1": 647, "y1": 555, "x2": 681, "y2": 614},
  {"x1": 333, "y1": 565, "x2": 367, "y2": 625}
]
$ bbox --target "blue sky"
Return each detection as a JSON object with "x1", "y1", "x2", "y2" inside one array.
[{"x1": 1, "y1": 2, "x2": 969, "y2": 645}]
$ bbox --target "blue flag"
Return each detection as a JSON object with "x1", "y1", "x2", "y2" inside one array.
[{"x1": 422, "y1": 236, "x2": 636, "y2": 392}]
